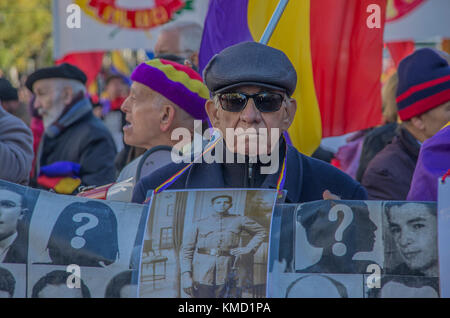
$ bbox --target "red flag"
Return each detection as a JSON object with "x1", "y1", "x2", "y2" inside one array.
[{"x1": 56, "y1": 51, "x2": 105, "y2": 86}]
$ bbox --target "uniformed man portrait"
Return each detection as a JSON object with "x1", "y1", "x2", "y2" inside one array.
[{"x1": 181, "y1": 194, "x2": 267, "y2": 298}]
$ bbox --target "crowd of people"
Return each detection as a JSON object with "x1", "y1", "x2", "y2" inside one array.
[{"x1": 0, "y1": 20, "x2": 449, "y2": 206}]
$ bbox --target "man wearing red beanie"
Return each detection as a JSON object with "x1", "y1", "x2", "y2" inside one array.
[{"x1": 362, "y1": 48, "x2": 450, "y2": 200}]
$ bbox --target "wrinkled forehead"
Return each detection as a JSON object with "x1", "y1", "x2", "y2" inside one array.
[{"x1": 0, "y1": 189, "x2": 22, "y2": 205}]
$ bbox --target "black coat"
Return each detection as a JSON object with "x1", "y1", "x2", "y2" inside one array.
[
  {"x1": 37, "y1": 105, "x2": 117, "y2": 187},
  {"x1": 132, "y1": 143, "x2": 368, "y2": 204},
  {"x1": 361, "y1": 126, "x2": 420, "y2": 200}
]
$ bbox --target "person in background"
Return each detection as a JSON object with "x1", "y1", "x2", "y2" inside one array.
[
  {"x1": 362, "y1": 48, "x2": 450, "y2": 200},
  {"x1": 407, "y1": 122, "x2": 450, "y2": 201},
  {"x1": 26, "y1": 63, "x2": 117, "y2": 193},
  {"x1": 356, "y1": 72, "x2": 399, "y2": 182},
  {"x1": 98, "y1": 74, "x2": 130, "y2": 153},
  {"x1": 154, "y1": 21, "x2": 203, "y2": 71},
  {"x1": 0, "y1": 103, "x2": 33, "y2": 185},
  {"x1": 0, "y1": 78, "x2": 30, "y2": 126}
]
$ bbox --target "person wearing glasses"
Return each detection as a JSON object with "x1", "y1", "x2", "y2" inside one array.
[
  {"x1": 132, "y1": 42, "x2": 367, "y2": 204},
  {"x1": 0, "y1": 187, "x2": 28, "y2": 263}
]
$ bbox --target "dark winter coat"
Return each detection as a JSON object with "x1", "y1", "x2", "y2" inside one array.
[
  {"x1": 132, "y1": 140, "x2": 368, "y2": 204},
  {"x1": 361, "y1": 126, "x2": 420, "y2": 200},
  {"x1": 35, "y1": 97, "x2": 117, "y2": 187}
]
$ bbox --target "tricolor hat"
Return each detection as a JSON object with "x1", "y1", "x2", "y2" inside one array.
[
  {"x1": 396, "y1": 48, "x2": 450, "y2": 121},
  {"x1": 130, "y1": 59, "x2": 209, "y2": 120}
]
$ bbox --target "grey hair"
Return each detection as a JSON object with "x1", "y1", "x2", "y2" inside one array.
[
  {"x1": 57, "y1": 78, "x2": 86, "y2": 96},
  {"x1": 161, "y1": 21, "x2": 203, "y2": 53}
]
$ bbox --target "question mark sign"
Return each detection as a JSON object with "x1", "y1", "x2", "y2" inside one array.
[
  {"x1": 328, "y1": 204, "x2": 353, "y2": 256},
  {"x1": 70, "y1": 213, "x2": 99, "y2": 249}
]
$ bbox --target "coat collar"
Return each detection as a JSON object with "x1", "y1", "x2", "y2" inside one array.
[{"x1": 183, "y1": 142, "x2": 302, "y2": 203}]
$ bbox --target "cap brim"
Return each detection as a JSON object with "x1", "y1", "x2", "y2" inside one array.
[{"x1": 213, "y1": 82, "x2": 287, "y2": 95}]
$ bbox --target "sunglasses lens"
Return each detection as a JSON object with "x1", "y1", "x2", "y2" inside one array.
[
  {"x1": 219, "y1": 93, "x2": 247, "y2": 112},
  {"x1": 254, "y1": 93, "x2": 283, "y2": 112}
]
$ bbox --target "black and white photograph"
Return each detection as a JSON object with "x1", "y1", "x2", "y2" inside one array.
[
  {"x1": 27, "y1": 190, "x2": 147, "y2": 269},
  {"x1": 270, "y1": 273, "x2": 364, "y2": 298},
  {"x1": 28, "y1": 265, "x2": 139, "y2": 298},
  {"x1": 139, "y1": 189, "x2": 277, "y2": 298},
  {"x1": 365, "y1": 275, "x2": 439, "y2": 298},
  {"x1": 382, "y1": 202, "x2": 438, "y2": 277},
  {"x1": 0, "y1": 264, "x2": 26, "y2": 298},
  {"x1": 294, "y1": 200, "x2": 383, "y2": 274},
  {"x1": 0, "y1": 180, "x2": 39, "y2": 264},
  {"x1": 438, "y1": 180, "x2": 450, "y2": 297}
]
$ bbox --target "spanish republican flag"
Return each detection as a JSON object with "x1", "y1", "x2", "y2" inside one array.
[{"x1": 199, "y1": 0, "x2": 386, "y2": 155}]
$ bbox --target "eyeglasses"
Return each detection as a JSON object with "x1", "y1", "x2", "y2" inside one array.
[{"x1": 217, "y1": 92, "x2": 285, "y2": 113}]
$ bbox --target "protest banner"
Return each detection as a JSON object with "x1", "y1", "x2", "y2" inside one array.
[
  {"x1": 138, "y1": 189, "x2": 277, "y2": 298},
  {"x1": 0, "y1": 179, "x2": 148, "y2": 298},
  {"x1": 269, "y1": 200, "x2": 440, "y2": 298},
  {"x1": 52, "y1": 0, "x2": 209, "y2": 59},
  {"x1": 438, "y1": 178, "x2": 450, "y2": 298}
]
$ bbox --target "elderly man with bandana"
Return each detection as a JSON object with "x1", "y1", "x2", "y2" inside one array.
[{"x1": 132, "y1": 42, "x2": 367, "y2": 204}]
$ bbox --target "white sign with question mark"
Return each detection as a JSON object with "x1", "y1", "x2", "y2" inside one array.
[
  {"x1": 328, "y1": 204, "x2": 354, "y2": 256},
  {"x1": 71, "y1": 213, "x2": 99, "y2": 249}
]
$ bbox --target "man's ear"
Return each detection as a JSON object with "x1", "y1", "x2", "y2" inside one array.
[
  {"x1": 410, "y1": 116, "x2": 425, "y2": 131},
  {"x1": 282, "y1": 98, "x2": 297, "y2": 130},
  {"x1": 205, "y1": 99, "x2": 220, "y2": 127},
  {"x1": 160, "y1": 104, "x2": 176, "y2": 132},
  {"x1": 61, "y1": 86, "x2": 74, "y2": 106},
  {"x1": 19, "y1": 208, "x2": 27, "y2": 221},
  {"x1": 189, "y1": 52, "x2": 199, "y2": 69}
]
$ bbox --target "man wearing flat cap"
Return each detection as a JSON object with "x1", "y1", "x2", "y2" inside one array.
[
  {"x1": 26, "y1": 63, "x2": 117, "y2": 191},
  {"x1": 132, "y1": 42, "x2": 367, "y2": 204}
]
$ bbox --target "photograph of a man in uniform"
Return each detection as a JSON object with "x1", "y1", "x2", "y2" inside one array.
[{"x1": 181, "y1": 194, "x2": 267, "y2": 298}]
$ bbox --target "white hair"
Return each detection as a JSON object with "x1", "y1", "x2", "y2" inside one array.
[
  {"x1": 57, "y1": 78, "x2": 87, "y2": 96},
  {"x1": 161, "y1": 21, "x2": 203, "y2": 53}
]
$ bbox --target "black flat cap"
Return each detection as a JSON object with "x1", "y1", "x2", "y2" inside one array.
[
  {"x1": 0, "y1": 78, "x2": 18, "y2": 101},
  {"x1": 203, "y1": 41, "x2": 297, "y2": 96},
  {"x1": 26, "y1": 63, "x2": 87, "y2": 91}
]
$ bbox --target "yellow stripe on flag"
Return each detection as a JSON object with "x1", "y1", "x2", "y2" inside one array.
[
  {"x1": 111, "y1": 51, "x2": 131, "y2": 75},
  {"x1": 247, "y1": 0, "x2": 322, "y2": 155}
]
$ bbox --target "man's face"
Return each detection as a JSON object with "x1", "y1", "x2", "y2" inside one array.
[
  {"x1": 37, "y1": 284, "x2": 83, "y2": 298},
  {"x1": 32, "y1": 79, "x2": 63, "y2": 117},
  {"x1": 106, "y1": 78, "x2": 126, "y2": 99},
  {"x1": 420, "y1": 100, "x2": 450, "y2": 140},
  {"x1": 387, "y1": 204, "x2": 437, "y2": 272},
  {"x1": 121, "y1": 82, "x2": 164, "y2": 149},
  {"x1": 212, "y1": 197, "x2": 232, "y2": 214},
  {"x1": 154, "y1": 30, "x2": 181, "y2": 56},
  {"x1": 206, "y1": 86, "x2": 296, "y2": 156},
  {"x1": 0, "y1": 189, "x2": 23, "y2": 241}
]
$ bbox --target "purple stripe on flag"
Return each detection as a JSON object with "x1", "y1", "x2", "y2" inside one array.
[{"x1": 199, "y1": 0, "x2": 254, "y2": 75}]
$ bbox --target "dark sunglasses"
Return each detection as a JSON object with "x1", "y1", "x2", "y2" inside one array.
[{"x1": 217, "y1": 92, "x2": 285, "y2": 113}]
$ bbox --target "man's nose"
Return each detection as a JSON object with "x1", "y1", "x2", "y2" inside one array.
[
  {"x1": 33, "y1": 97, "x2": 41, "y2": 109},
  {"x1": 120, "y1": 97, "x2": 130, "y2": 113},
  {"x1": 240, "y1": 98, "x2": 261, "y2": 123},
  {"x1": 398, "y1": 230, "x2": 413, "y2": 247}
]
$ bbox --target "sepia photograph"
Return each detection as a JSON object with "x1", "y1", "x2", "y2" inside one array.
[{"x1": 139, "y1": 189, "x2": 277, "y2": 298}]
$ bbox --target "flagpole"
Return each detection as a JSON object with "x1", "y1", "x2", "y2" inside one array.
[{"x1": 259, "y1": 0, "x2": 290, "y2": 44}]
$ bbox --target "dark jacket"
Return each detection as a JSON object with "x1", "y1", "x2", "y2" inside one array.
[
  {"x1": 356, "y1": 123, "x2": 398, "y2": 182},
  {"x1": 361, "y1": 126, "x2": 420, "y2": 200},
  {"x1": 132, "y1": 142, "x2": 367, "y2": 204},
  {"x1": 35, "y1": 97, "x2": 117, "y2": 187}
]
